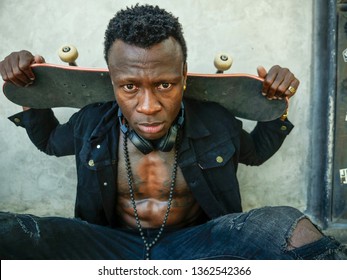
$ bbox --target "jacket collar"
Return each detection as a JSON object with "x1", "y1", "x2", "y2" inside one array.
[
  {"x1": 89, "y1": 102, "x2": 119, "y2": 143},
  {"x1": 184, "y1": 102, "x2": 210, "y2": 139},
  {"x1": 179, "y1": 99, "x2": 210, "y2": 153}
]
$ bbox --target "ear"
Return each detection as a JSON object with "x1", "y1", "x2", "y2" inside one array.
[{"x1": 183, "y1": 62, "x2": 188, "y2": 87}]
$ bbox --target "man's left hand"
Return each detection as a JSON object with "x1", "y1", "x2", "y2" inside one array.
[{"x1": 257, "y1": 65, "x2": 300, "y2": 100}]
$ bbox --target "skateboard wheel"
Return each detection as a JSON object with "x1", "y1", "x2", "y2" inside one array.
[
  {"x1": 214, "y1": 53, "x2": 233, "y2": 72},
  {"x1": 58, "y1": 45, "x2": 79, "y2": 63}
]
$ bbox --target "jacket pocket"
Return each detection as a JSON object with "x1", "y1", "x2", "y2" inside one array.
[
  {"x1": 79, "y1": 137, "x2": 114, "y2": 170},
  {"x1": 196, "y1": 139, "x2": 236, "y2": 170}
]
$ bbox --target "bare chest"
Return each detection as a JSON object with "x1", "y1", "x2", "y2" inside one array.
[{"x1": 116, "y1": 134, "x2": 202, "y2": 228}]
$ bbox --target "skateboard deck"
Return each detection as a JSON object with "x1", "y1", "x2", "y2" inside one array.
[{"x1": 2, "y1": 63, "x2": 287, "y2": 121}]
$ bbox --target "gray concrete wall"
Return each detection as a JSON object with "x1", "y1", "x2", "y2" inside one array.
[{"x1": 0, "y1": 0, "x2": 313, "y2": 217}]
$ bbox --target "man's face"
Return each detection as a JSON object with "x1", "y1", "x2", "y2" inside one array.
[{"x1": 107, "y1": 38, "x2": 187, "y2": 140}]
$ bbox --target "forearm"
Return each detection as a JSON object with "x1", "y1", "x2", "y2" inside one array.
[
  {"x1": 8, "y1": 108, "x2": 73, "y2": 156},
  {"x1": 239, "y1": 118, "x2": 294, "y2": 165}
]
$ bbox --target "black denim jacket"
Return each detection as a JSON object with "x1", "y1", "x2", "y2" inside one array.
[{"x1": 9, "y1": 98, "x2": 293, "y2": 227}]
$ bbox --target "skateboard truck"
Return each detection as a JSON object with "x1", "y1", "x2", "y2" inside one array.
[
  {"x1": 58, "y1": 45, "x2": 78, "y2": 66},
  {"x1": 214, "y1": 53, "x2": 233, "y2": 73}
]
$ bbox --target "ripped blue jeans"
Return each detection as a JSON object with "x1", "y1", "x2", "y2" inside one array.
[{"x1": 0, "y1": 206, "x2": 345, "y2": 260}]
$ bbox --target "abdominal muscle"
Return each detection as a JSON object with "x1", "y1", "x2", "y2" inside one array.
[
  {"x1": 117, "y1": 135, "x2": 204, "y2": 229},
  {"x1": 117, "y1": 195, "x2": 203, "y2": 228}
]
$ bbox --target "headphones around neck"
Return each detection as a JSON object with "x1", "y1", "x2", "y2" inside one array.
[{"x1": 118, "y1": 103, "x2": 184, "y2": 154}]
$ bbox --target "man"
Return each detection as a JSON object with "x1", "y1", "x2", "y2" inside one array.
[{"x1": 0, "y1": 4, "x2": 346, "y2": 260}]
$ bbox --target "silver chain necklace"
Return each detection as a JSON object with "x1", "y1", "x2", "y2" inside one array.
[{"x1": 123, "y1": 130, "x2": 180, "y2": 260}]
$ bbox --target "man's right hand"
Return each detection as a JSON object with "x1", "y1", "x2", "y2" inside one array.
[{"x1": 0, "y1": 50, "x2": 45, "y2": 87}]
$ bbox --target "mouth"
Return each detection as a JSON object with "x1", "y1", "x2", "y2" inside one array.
[{"x1": 137, "y1": 122, "x2": 165, "y2": 135}]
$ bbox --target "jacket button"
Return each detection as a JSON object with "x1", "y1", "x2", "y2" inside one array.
[
  {"x1": 280, "y1": 125, "x2": 287, "y2": 131},
  {"x1": 216, "y1": 156, "x2": 224, "y2": 163},
  {"x1": 88, "y1": 159, "x2": 95, "y2": 167},
  {"x1": 14, "y1": 117, "x2": 21, "y2": 123}
]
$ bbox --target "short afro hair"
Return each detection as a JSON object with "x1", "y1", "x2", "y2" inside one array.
[{"x1": 104, "y1": 4, "x2": 187, "y2": 64}]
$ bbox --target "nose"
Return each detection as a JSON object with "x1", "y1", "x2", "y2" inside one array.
[{"x1": 136, "y1": 89, "x2": 162, "y2": 115}]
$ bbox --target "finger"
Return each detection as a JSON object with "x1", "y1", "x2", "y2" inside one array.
[
  {"x1": 20, "y1": 54, "x2": 45, "y2": 82},
  {"x1": 0, "y1": 57, "x2": 29, "y2": 87},
  {"x1": 17, "y1": 53, "x2": 38, "y2": 81},
  {"x1": 9, "y1": 62, "x2": 33, "y2": 87},
  {"x1": 0, "y1": 61, "x2": 8, "y2": 82},
  {"x1": 34, "y1": 54, "x2": 45, "y2": 64},
  {"x1": 257, "y1": 65, "x2": 267, "y2": 78},
  {"x1": 275, "y1": 71, "x2": 295, "y2": 98},
  {"x1": 1, "y1": 51, "x2": 36, "y2": 86},
  {"x1": 9, "y1": 65, "x2": 32, "y2": 87},
  {"x1": 257, "y1": 66, "x2": 272, "y2": 98},
  {"x1": 267, "y1": 68, "x2": 292, "y2": 100},
  {"x1": 270, "y1": 68, "x2": 297, "y2": 100},
  {"x1": 17, "y1": 60, "x2": 35, "y2": 84},
  {"x1": 261, "y1": 65, "x2": 281, "y2": 99},
  {"x1": 285, "y1": 79, "x2": 300, "y2": 99}
]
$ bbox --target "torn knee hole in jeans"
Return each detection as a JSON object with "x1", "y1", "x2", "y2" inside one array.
[
  {"x1": 286, "y1": 218, "x2": 323, "y2": 250},
  {"x1": 16, "y1": 214, "x2": 41, "y2": 240}
]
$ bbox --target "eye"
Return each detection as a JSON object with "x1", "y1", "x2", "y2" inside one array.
[
  {"x1": 122, "y1": 84, "x2": 138, "y2": 93},
  {"x1": 157, "y1": 83, "x2": 172, "y2": 91}
]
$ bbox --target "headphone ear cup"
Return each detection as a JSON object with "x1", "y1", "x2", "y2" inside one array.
[
  {"x1": 157, "y1": 103, "x2": 183, "y2": 152},
  {"x1": 157, "y1": 125, "x2": 178, "y2": 152},
  {"x1": 128, "y1": 130, "x2": 154, "y2": 154}
]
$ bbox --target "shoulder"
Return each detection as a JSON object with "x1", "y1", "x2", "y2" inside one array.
[
  {"x1": 184, "y1": 98, "x2": 242, "y2": 132},
  {"x1": 184, "y1": 98, "x2": 232, "y2": 116},
  {"x1": 71, "y1": 101, "x2": 118, "y2": 132},
  {"x1": 75, "y1": 101, "x2": 116, "y2": 120},
  {"x1": 78, "y1": 101, "x2": 116, "y2": 116}
]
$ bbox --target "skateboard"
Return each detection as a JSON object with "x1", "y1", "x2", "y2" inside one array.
[{"x1": 2, "y1": 62, "x2": 287, "y2": 121}]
